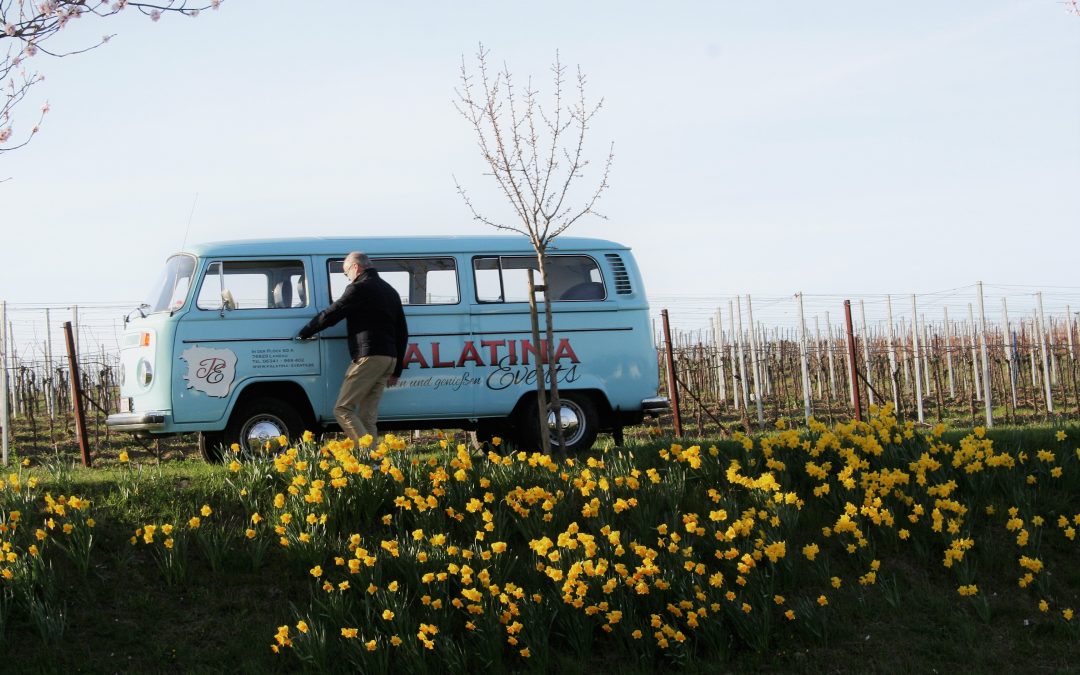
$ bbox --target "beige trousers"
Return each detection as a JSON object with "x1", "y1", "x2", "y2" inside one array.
[{"x1": 334, "y1": 355, "x2": 397, "y2": 447}]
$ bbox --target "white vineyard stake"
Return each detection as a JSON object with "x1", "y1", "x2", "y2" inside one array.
[
  {"x1": 967, "y1": 303, "x2": 981, "y2": 401},
  {"x1": 911, "y1": 295, "x2": 924, "y2": 423},
  {"x1": 1002, "y1": 297, "x2": 1017, "y2": 410},
  {"x1": 1037, "y1": 292, "x2": 1053, "y2": 414},
  {"x1": 885, "y1": 295, "x2": 899, "y2": 409},
  {"x1": 859, "y1": 299, "x2": 874, "y2": 406},
  {"x1": 977, "y1": 281, "x2": 992, "y2": 427},
  {"x1": 943, "y1": 307, "x2": 955, "y2": 398},
  {"x1": 797, "y1": 293, "x2": 812, "y2": 422}
]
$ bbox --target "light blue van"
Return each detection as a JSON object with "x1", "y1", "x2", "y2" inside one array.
[{"x1": 106, "y1": 236, "x2": 666, "y2": 459}]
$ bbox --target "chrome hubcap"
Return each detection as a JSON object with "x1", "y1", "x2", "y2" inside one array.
[
  {"x1": 546, "y1": 399, "x2": 585, "y2": 446},
  {"x1": 242, "y1": 414, "x2": 288, "y2": 451}
]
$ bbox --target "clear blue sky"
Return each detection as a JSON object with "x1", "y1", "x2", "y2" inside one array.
[{"x1": 2, "y1": 1, "x2": 1078, "y2": 318}]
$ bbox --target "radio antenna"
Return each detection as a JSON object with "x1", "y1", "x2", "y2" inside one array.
[{"x1": 180, "y1": 192, "x2": 199, "y2": 251}]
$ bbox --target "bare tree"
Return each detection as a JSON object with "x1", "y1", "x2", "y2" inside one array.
[
  {"x1": 455, "y1": 43, "x2": 613, "y2": 454},
  {"x1": 1, "y1": 0, "x2": 222, "y2": 157}
]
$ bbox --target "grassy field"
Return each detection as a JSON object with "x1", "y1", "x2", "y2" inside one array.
[{"x1": 0, "y1": 412, "x2": 1078, "y2": 673}]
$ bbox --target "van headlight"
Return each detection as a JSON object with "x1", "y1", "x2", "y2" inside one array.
[{"x1": 136, "y1": 359, "x2": 154, "y2": 388}]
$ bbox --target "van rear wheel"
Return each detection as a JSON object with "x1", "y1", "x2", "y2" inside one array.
[
  {"x1": 213, "y1": 397, "x2": 306, "y2": 461},
  {"x1": 519, "y1": 392, "x2": 599, "y2": 455},
  {"x1": 469, "y1": 421, "x2": 512, "y2": 453}
]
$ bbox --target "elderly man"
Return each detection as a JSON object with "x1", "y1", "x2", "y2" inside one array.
[{"x1": 297, "y1": 252, "x2": 408, "y2": 448}]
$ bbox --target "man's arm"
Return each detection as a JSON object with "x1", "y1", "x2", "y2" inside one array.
[
  {"x1": 392, "y1": 306, "x2": 409, "y2": 379},
  {"x1": 298, "y1": 282, "x2": 358, "y2": 339}
]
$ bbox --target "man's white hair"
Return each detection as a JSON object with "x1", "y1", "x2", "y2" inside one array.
[{"x1": 346, "y1": 252, "x2": 371, "y2": 269}]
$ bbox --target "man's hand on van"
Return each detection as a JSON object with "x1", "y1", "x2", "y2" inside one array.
[
  {"x1": 387, "y1": 376, "x2": 400, "y2": 387},
  {"x1": 294, "y1": 332, "x2": 316, "y2": 341}
]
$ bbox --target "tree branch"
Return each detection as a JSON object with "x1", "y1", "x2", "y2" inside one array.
[{"x1": 456, "y1": 45, "x2": 613, "y2": 254}]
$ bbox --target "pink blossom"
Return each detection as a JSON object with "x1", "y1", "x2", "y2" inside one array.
[
  {"x1": 149, "y1": 9, "x2": 161, "y2": 21},
  {"x1": 0, "y1": 128, "x2": 11, "y2": 144},
  {"x1": 3, "y1": 24, "x2": 15, "y2": 37},
  {"x1": 31, "y1": 125, "x2": 40, "y2": 134},
  {"x1": 24, "y1": 44, "x2": 38, "y2": 57},
  {"x1": 211, "y1": 0, "x2": 221, "y2": 9},
  {"x1": 113, "y1": 0, "x2": 128, "y2": 10},
  {"x1": 41, "y1": 101, "x2": 50, "y2": 114}
]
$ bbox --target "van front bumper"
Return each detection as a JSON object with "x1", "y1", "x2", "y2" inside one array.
[{"x1": 106, "y1": 412, "x2": 168, "y2": 432}]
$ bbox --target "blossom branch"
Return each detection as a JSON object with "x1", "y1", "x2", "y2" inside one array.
[{"x1": 1, "y1": 0, "x2": 223, "y2": 155}]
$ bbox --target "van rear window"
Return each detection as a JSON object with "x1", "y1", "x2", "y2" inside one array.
[
  {"x1": 328, "y1": 257, "x2": 459, "y2": 305},
  {"x1": 473, "y1": 255, "x2": 604, "y2": 303}
]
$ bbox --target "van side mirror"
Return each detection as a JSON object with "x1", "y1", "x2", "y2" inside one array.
[{"x1": 220, "y1": 289, "x2": 237, "y2": 316}]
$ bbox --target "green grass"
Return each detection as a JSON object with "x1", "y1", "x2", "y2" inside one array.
[{"x1": 0, "y1": 459, "x2": 301, "y2": 673}]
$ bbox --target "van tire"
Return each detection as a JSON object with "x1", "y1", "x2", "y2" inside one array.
[
  {"x1": 222, "y1": 397, "x2": 306, "y2": 457},
  {"x1": 519, "y1": 392, "x2": 599, "y2": 454},
  {"x1": 199, "y1": 432, "x2": 226, "y2": 463},
  {"x1": 469, "y1": 421, "x2": 511, "y2": 453}
]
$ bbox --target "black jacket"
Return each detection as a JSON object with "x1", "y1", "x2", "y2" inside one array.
[{"x1": 298, "y1": 269, "x2": 409, "y2": 377}]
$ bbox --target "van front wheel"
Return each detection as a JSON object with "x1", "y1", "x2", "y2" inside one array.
[
  {"x1": 222, "y1": 397, "x2": 306, "y2": 458},
  {"x1": 520, "y1": 393, "x2": 599, "y2": 454},
  {"x1": 199, "y1": 432, "x2": 226, "y2": 462}
]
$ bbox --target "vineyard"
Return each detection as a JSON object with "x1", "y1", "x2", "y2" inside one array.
[
  {"x1": 660, "y1": 289, "x2": 1080, "y2": 435},
  {"x1": 2, "y1": 285, "x2": 1079, "y2": 460}
]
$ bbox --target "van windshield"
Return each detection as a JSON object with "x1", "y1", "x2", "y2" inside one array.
[{"x1": 145, "y1": 255, "x2": 197, "y2": 313}]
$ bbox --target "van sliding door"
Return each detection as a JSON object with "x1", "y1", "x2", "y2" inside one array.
[{"x1": 321, "y1": 256, "x2": 472, "y2": 424}]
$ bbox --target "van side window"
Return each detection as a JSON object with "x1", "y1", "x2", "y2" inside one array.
[
  {"x1": 473, "y1": 255, "x2": 604, "y2": 303},
  {"x1": 196, "y1": 260, "x2": 308, "y2": 310},
  {"x1": 327, "y1": 257, "x2": 459, "y2": 305}
]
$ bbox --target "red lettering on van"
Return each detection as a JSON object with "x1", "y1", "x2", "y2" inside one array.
[
  {"x1": 402, "y1": 343, "x2": 429, "y2": 369},
  {"x1": 553, "y1": 338, "x2": 580, "y2": 363},
  {"x1": 431, "y1": 342, "x2": 456, "y2": 368},
  {"x1": 457, "y1": 341, "x2": 483, "y2": 367},
  {"x1": 520, "y1": 339, "x2": 545, "y2": 365},
  {"x1": 480, "y1": 339, "x2": 505, "y2": 364},
  {"x1": 401, "y1": 339, "x2": 580, "y2": 370}
]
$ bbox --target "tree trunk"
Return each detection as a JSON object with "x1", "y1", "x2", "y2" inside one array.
[{"x1": 526, "y1": 268, "x2": 551, "y2": 455}]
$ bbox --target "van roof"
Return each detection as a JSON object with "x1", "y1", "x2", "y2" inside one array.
[{"x1": 182, "y1": 235, "x2": 630, "y2": 258}]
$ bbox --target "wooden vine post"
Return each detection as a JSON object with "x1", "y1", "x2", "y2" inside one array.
[
  {"x1": 661, "y1": 310, "x2": 683, "y2": 437},
  {"x1": 63, "y1": 322, "x2": 91, "y2": 467},
  {"x1": 843, "y1": 300, "x2": 862, "y2": 422}
]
